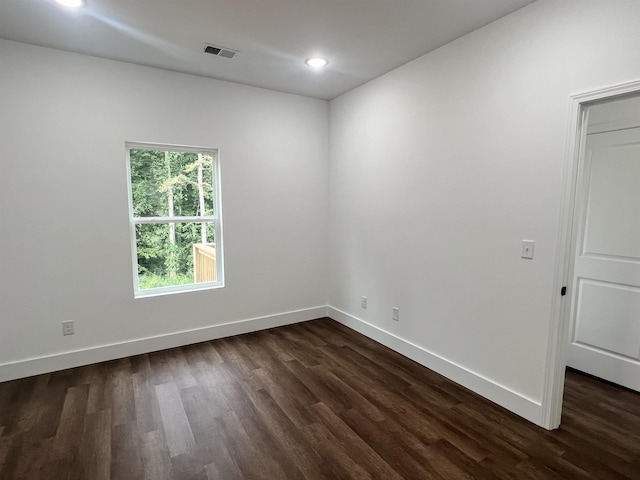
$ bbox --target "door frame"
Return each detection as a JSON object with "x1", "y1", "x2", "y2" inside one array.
[{"x1": 542, "y1": 79, "x2": 640, "y2": 429}]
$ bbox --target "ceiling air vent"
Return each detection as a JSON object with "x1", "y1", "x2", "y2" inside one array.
[{"x1": 204, "y1": 44, "x2": 238, "y2": 59}]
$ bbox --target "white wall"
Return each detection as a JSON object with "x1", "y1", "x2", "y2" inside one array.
[
  {"x1": 0, "y1": 40, "x2": 329, "y2": 380},
  {"x1": 328, "y1": 0, "x2": 640, "y2": 425}
]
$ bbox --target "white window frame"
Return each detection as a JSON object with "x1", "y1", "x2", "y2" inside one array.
[{"x1": 126, "y1": 141, "x2": 224, "y2": 298}]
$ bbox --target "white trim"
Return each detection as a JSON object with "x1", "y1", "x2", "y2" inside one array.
[
  {"x1": 134, "y1": 279, "x2": 224, "y2": 298},
  {"x1": 2, "y1": 304, "x2": 545, "y2": 426},
  {"x1": 0, "y1": 306, "x2": 328, "y2": 382},
  {"x1": 133, "y1": 216, "x2": 216, "y2": 224},
  {"x1": 587, "y1": 120, "x2": 640, "y2": 135},
  {"x1": 544, "y1": 79, "x2": 640, "y2": 430},
  {"x1": 125, "y1": 144, "x2": 141, "y2": 292},
  {"x1": 328, "y1": 307, "x2": 544, "y2": 427},
  {"x1": 126, "y1": 141, "x2": 218, "y2": 154}
]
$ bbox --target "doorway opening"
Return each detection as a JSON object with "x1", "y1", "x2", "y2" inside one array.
[{"x1": 543, "y1": 80, "x2": 640, "y2": 430}]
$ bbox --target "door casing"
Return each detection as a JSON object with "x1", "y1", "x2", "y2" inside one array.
[{"x1": 543, "y1": 79, "x2": 640, "y2": 430}]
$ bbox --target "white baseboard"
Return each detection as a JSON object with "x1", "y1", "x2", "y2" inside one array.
[
  {"x1": 1, "y1": 304, "x2": 544, "y2": 428},
  {"x1": 0, "y1": 306, "x2": 328, "y2": 382},
  {"x1": 328, "y1": 307, "x2": 544, "y2": 427}
]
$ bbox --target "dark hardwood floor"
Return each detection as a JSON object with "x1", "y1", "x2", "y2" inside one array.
[{"x1": 1, "y1": 318, "x2": 639, "y2": 479}]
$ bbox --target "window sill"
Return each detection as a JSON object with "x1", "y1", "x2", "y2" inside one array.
[{"x1": 134, "y1": 281, "x2": 224, "y2": 299}]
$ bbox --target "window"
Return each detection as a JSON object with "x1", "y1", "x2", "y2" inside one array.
[{"x1": 126, "y1": 142, "x2": 223, "y2": 297}]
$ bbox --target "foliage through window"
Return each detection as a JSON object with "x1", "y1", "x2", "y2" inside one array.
[{"x1": 126, "y1": 143, "x2": 223, "y2": 296}]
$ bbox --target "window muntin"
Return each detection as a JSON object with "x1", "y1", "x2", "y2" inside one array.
[{"x1": 126, "y1": 142, "x2": 223, "y2": 297}]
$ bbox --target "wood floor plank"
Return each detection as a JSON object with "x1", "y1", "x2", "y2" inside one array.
[
  {"x1": 166, "y1": 347, "x2": 199, "y2": 390},
  {"x1": 110, "y1": 422, "x2": 142, "y2": 480},
  {"x1": 1, "y1": 317, "x2": 639, "y2": 479},
  {"x1": 219, "y1": 410, "x2": 288, "y2": 480},
  {"x1": 338, "y1": 407, "x2": 435, "y2": 479},
  {"x1": 240, "y1": 414, "x2": 308, "y2": 480},
  {"x1": 155, "y1": 382, "x2": 196, "y2": 458},
  {"x1": 307, "y1": 402, "x2": 403, "y2": 480},
  {"x1": 0, "y1": 432, "x2": 8, "y2": 472},
  {"x1": 283, "y1": 359, "x2": 351, "y2": 414},
  {"x1": 195, "y1": 341, "x2": 225, "y2": 366},
  {"x1": 139, "y1": 429, "x2": 173, "y2": 480},
  {"x1": 86, "y1": 366, "x2": 110, "y2": 415},
  {"x1": 70, "y1": 409, "x2": 112, "y2": 480},
  {"x1": 6, "y1": 375, "x2": 49, "y2": 436},
  {"x1": 147, "y1": 351, "x2": 175, "y2": 386},
  {"x1": 51, "y1": 384, "x2": 90, "y2": 461},
  {"x1": 111, "y1": 371, "x2": 136, "y2": 427},
  {"x1": 239, "y1": 386, "x2": 327, "y2": 480},
  {"x1": 132, "y1": 372, "x2": 162, "y2": 436},
  {"x1": 204, "y1": 458, "x2": 245, "y2": 480},
  {"x1": 309, "y1": 366, "x2": 386, "y2": 423},
  {"x1": 301, "y1": 421, "x2": 375, "y2": 480},
  {"x1": 426, "y1": 438, "x2": 485, "y2": 479},
  {"x1": 214, "y1": 381, "x2": 258, "y2": 421},
  {"x1": 251, "y1": 365, "x2": 318, "y2": 428},
  {"x1": 29, "y1": 375, "x2": 69, "y2": 440}
]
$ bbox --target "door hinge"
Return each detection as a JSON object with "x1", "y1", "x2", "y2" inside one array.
[{"x1": 561, "y1": 286, "x2": 567, "y2": 296}]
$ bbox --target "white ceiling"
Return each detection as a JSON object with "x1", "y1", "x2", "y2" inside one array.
[{"x1": 0, "y1": 0, "x2": 535, "y2": 100}]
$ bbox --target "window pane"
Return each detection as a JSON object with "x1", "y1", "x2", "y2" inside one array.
[
  {"x1": 129, "y1": 149, "x2": 215, "y2": 217},
  {"x1": 135, "y1": 222, "x2": 216, "y2": 290}
]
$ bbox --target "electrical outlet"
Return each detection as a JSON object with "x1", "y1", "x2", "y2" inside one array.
[
  {"x1": 361, "y1": 296, "x2": 367, "y2": 309},
  {"x1": 62, "y1": 320, "x2": 75, "y2": 336},
  {"x1": 392, "y1": 307, "x2": 400, "y2": 321}
]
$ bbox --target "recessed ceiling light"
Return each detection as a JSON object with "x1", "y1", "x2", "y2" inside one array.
[
  {"x1": 305, "y1": 57, "x2": 329, "y2": 68},
  {"x1": 55, "y1": 0, "x2": 86, "y2": 8}
]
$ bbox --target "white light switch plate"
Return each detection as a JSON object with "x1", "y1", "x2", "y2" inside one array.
[{"x1": 521, "y1": 240, "x2": 535, "y2": 259}]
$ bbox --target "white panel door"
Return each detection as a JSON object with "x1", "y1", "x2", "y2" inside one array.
[{"x1": 567, "y1": 126, "x2": 640, "y2": 391}]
